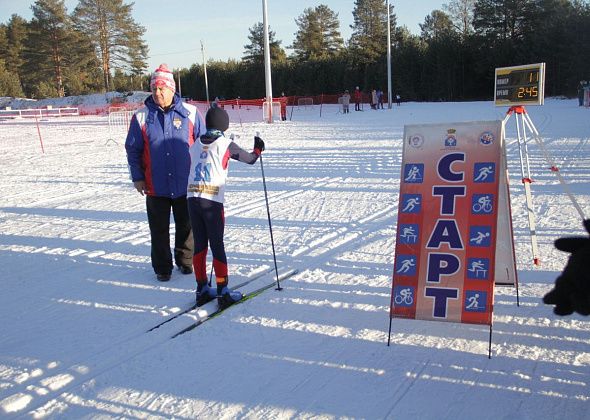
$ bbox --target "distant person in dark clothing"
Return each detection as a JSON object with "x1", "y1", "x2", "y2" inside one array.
[
  {"x1": 280, "y1": 92, "x2": 287, "y2": 121},
  {"x1": 578, "y1": 81, "x2": 587, "y2": 106},
  {"x1": 354, "y1": 86, "x2": 362, "y2": 111}
]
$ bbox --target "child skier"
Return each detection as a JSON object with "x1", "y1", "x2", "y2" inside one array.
[{"x1": 187, "y1": 104, "x2": 265, "y2": 308}]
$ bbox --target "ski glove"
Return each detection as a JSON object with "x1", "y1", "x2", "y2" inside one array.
[
  {"x1": 254, "y1": 136, "x2": 265, "y2": 154},
  {"x1": 543, "y1": 219, "x2": 590, "y2": 316}
]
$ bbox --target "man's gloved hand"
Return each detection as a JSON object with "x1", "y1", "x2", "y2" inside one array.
[
  {"x1": 254, "y1": 136, "x2": 265, "y2": 154},
  {"x1": 543, "y1": 219, "x2": 590, "y2": 316}
]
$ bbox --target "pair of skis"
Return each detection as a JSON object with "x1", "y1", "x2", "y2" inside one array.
[
  {"x1": 147, "y1": 267, "x2": 275, "y2": 332},
  {"x1": 170, "y1": 268, "x2": 298, "y2": 338},
  {"x1": 146, "y1": 267, "x2": 298, "y2": 338}
]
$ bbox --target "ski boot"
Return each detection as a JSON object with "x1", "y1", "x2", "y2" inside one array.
[
  {"x1": 217, "y1": 286, "x2": 243, "y2": 310},
  {"x1": 196, "y1": 283, "x2": 217, "y2": 307}
]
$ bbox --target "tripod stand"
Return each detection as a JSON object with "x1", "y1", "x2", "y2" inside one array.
[{"x1": 503, "y1": 105, "x2": 587, "y2": 265}]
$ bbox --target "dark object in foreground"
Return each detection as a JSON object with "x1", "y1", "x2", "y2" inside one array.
[{"x1": 543, "y1": 219, "x2": 590, "y2": 316}]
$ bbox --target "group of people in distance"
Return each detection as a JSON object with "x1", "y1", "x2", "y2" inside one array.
[
  {"x1": 340, "y1": 86, "x2": 401, "y2": 113},
  {"x1": 125, "y1": 64, "x2": 590, "y2": 317},
  {"x1": 125, "y1": 63, "x2": 264, "y2": 309}
]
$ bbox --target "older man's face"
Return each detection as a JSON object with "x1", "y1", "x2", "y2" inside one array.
[{"x1": 152, "y1": 85, "x2": 174, "y2": 109}]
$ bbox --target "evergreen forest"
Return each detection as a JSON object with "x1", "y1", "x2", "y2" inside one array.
[{"x1": 1, "y1": 0, "x2": 589, "y2": 101}]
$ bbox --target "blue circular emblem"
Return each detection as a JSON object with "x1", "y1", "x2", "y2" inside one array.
[{"x1": 480, "y1": 132, "x2": 494, "y2": 146}]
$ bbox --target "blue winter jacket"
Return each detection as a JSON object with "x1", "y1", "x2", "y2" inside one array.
[{"x1": 125, "y1": 93, "x2": 205, "y2": 198}]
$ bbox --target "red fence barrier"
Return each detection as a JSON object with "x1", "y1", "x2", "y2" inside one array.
[{"x1": 1, "y1": 93, "x2": 373, "y2": 119}]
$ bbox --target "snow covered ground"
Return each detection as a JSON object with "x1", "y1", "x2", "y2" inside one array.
[{"x1": 0, "y1": 99, "x2": 588, "y2": 419}]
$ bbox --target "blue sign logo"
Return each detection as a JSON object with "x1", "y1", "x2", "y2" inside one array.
[
  {"x1": 403, "y1": 164, "x2": 424, "y2": 184},
  {"x1": 398, "y1": 224, "x2": 419, "y2": 245},
  {"x1": 469, "y1": 226, "x2": 492, "y2": 247},
  {"x1": 471, "y1": 194, "x2": 494, "y2": 214},
  {"x1": 393, "y1": 286, "x2": 415, "y2": 307},
  {"x1": 395, "y1": 255, "x2": 417, "y2": 276},
  {"x1": 466, "y1": 258, "x2": 490, "y2": 280},
  {"x1": 401, "y1": 194, "x2": 422, "y2": 213},
  {"x1": 465, "y1": 290, "x2": 487, "y2": 312},
  {"x1": 473, "y1": 162, "x2": 495, "y2": 183},
  {"x1": 479, "y1": 131, "x2": 494, "y2": 146}
]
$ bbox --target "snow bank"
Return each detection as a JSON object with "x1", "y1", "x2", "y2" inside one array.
[{"x1": 0, "y1": 91, "x2": 150, "y2": 115}]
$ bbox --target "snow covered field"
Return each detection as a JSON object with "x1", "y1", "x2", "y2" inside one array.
[{"x1": 0, "y1": 99, "x2": 588, "y2": 419}]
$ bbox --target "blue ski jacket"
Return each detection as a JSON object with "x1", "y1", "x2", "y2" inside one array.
[{"x1": 125, "y1": 93, "x2": 205, "y2": 198}]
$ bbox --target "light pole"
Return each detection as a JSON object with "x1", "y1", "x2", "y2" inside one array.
[
  {"x1": 201, "y1": 41, "x2": 210, "y2": 106},
  {"x1": 177, "y1": 69, "x2": 182, "y2": 97},
  {"x1": 262, "y1": 0, "x2": 273, "y2": 123},
  {"x1": 387, "y1": 0, "x2": 393, "y2": 109}
]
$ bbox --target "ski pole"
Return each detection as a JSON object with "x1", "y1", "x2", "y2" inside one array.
[
  {"x1": 289, "y1": 97, "x2": 295, "y2": 120},
  {"x1": 257, "y1": 132, "x2": 282, "y2": 291}
]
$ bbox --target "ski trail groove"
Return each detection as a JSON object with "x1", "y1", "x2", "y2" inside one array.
[{"x1": 0, "y1": 269, "x2": 281, "y2": 418}]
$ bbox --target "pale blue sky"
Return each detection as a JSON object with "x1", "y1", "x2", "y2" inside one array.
[{"x1": 0, "y1": 0, "x2": 446, "y2": 71}]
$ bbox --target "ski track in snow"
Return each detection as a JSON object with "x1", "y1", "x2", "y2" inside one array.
[{"x1": 0, "y1": 100, "x2": 589, "y2": 419}]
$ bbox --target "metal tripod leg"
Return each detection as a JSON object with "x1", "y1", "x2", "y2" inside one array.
[
  {"x1": 511, "y1": 110, "x2": 540, "y2": 265},
  {"x1": 521, "y1": 112, "x2": 587, "y2": 220}
]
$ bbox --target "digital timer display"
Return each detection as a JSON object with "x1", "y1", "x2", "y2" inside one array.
[{"x1": 494, "y1": 63, "x2": 545, "y2": 106}]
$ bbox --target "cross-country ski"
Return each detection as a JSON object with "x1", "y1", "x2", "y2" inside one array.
[
  {"x1": 146, "y1": 267, "x2": 275, "y2": 332},
  {"x1": 171, "y1": 268, "x2": 299, "y2": 338}
]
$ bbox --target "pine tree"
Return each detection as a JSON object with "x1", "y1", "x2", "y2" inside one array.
[
  {"x1": 349, "y1": 0, "x2": 396, "y2": 64},
  {"x1": 29, "y1": 0, "x2": 69, "y2": 97},
  {"x1": 1, "y1": 14, "x2": 28, "y2": 92},
  {"x1": 23, "y1": 0, "x2": 98, "y2": 97},
  {"x1": 420, "y1": 10, "x2": 455, "y2": 40},
  {"x1": 242, "y1": 22, "x2": 286, "y2": 64},
  {"x1": 420, "y1": 10, "x2": 465, "y2": 101},
  {"x1": 291, "y1": 5, "x2": 344, "y2": 61},
  {"x1": 0, "y1": 25, "x2": 7, "y2": 59},
  {"x1": 473, "y1": 0, "x2": 538, "y2": 42},
  {"x1": 525, "y1": 0, "x2": 590, "y2": 96},
  {"x1": 0, "y1": 58, "x2": 24, "y2": 97},
  {"x1": 72, "y1": 0, "x2": 148, "y2": 92}
]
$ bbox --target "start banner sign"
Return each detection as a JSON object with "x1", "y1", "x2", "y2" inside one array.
[{"x1": 390, "y1": 120, "x2": 514, "y2": 325}]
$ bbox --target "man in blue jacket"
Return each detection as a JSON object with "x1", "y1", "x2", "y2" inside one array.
[{"x1": 125, "y1": 64, "x2": 205, "y2": 281}]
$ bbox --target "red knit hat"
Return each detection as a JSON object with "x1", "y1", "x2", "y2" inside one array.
[{"x1": 150, "y1": 63, "x2": 175, "y2": 92}]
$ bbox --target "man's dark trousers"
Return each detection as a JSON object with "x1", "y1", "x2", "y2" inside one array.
[{"x1": 146, "y1": 195, "x2": 193, "y2": 275}]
